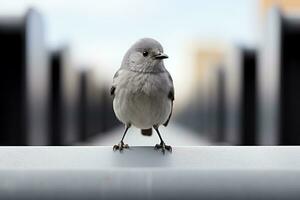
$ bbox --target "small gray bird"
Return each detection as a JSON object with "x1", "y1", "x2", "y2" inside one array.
[{"x1": 111, "y1": 38, "x2": 174, "y2": 153}]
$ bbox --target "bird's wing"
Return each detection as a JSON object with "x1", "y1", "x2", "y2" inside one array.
[
  {"x1": 110, "y1": 70, "x2": 121, "y2": 98},
  {"x1": 110, "y1": 86, "x2": 115, "y2": 96},
  {"x1": 163, "y1": 72, "x2": 174, "y2": 127}
]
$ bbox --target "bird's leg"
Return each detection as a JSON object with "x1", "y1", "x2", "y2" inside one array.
[
  {"x1": 113, "y1": 124, "x2": 130, "y2": 151},
  {"x1": 153, "y1": 125, "x2": 172, "y2": 153}
]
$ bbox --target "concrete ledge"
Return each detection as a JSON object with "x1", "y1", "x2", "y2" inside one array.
[{"x1": 0, "y1": 146, "x2": 300, "y2": 199}]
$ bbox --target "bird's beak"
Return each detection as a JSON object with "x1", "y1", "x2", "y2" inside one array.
[{"x1": 155, "y1": 53, "x2": 168, "y2": 59}]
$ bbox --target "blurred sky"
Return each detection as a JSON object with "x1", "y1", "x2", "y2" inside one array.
[{"x1": 0, "y1": 0, "x2": 259, "y2": 110}]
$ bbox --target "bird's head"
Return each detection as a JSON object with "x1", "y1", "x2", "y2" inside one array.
[{"x1": 121, "y1": 38, "x2": 168, "y2": 73}]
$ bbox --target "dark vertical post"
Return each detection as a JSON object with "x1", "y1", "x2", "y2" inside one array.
[
  {"x1": 216, "y1": 68, "x2": 226, "y2": 142},
  {"x1": 79, "y1": 71, "x2": 88, "y2": 141},
  {"x1": 224, "y1": 48, "x2": 257, "y2": 145},
  {"x1": 49, "y1": 51, "x2": 63, "y2": 145},
  {"x1": 240, "y1": 50, "x2": 257, "y2": 145},
  {"x1": 49, "y1": 49, "x2": 79, "y2": 145},
  {"x1": 0, "y1": 22, "x2": 26, "y2": 145},
  {"x1": 279, "y1": 18, "x2": 300, "y2": 145},
  {"x1": 0, "y1": 9, "x2": 49, "y2": 145},
  {"x1": 259, "y1": 8, "x2": 300, "y2": 145}
]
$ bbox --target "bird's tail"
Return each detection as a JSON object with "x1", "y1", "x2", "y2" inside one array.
[{"x1": 141, "y1": 128, "x2": 152, "y2": 136}]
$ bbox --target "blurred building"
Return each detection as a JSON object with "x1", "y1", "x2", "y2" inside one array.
[
  {"x1": 190, "y1": 45, "x2": 257, "y2": 145},
  {"x1": 2, "y1": 3, "x2": 300, "y2": 146},
  {"x1": 178, "y1": 1, "x2": 300, "y2": 146},
  {"x1": 175, "y1": 44, "x2": 225, "y2": 141},
  {"x1": 49, "y1": 48, "x2": 80, "y2": 145},
  {"x1": 0, "y1": 8, "x2": 120, "y2": 146},
  {"x1": 259, "y1": 3, "x2": 300, "y2": 145},
  {"x1": 78, "y1": 69, "x2": 119, "y2": 142},
  {"x1": 0, "y1": 9, "x2": 49, "y2": 145},
  {"x1": 223, "y1": 47, "x2": 257, "y2": 145}
]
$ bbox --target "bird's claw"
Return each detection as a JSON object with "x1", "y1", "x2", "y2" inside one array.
[
  {"x1": 155, "y1": 142, "x2": 172, "y2": 153},
  {"x1": 113, "y1": 141, "x2": 129, "y2": 151}
]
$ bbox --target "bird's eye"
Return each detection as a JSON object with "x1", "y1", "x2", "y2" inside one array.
[{"x1": 143, "y1": 51, "x2": 148, "y2": 57}]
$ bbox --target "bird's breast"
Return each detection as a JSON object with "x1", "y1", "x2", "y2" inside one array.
[{"x1": 113, "y1": 72, "x2": 171, "y2": 129}]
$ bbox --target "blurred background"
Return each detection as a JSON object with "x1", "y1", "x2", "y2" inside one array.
[{"x1": 0, "y1": 0, "x2": 299, "y2": 146}]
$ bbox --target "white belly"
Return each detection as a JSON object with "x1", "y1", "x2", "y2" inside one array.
[
  {"x1": 113, "y1": 90, "x2": 171, "y2": 129},
  {"x1": 113, "y1": 72, "x2": 172, "y2": 129}
]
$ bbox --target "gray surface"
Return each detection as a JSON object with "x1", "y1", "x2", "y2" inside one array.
[{"x1": 1, "y1": 146, "x2": 300, "y2": 199}]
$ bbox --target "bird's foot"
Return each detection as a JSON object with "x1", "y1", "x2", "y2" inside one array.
[
  {"x1": 155, "y1": 142, "x2": 172, "y2": 153},
  {"x1": 113, "y1": 141, "x2": 129, "y2": 151}
]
